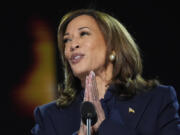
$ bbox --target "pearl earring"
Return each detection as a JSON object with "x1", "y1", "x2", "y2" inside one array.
[{"x1": 109, "y1": 51, "x2": 116, "y2": 61}]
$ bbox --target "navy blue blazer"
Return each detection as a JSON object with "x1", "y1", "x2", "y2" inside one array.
[{"x1": 31, "y1": 85, "x2": 180, "y2": 135}]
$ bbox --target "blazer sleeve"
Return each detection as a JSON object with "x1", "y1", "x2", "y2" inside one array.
[
  {"x1": 31, "y1": 107, "x2": 57, "y2": 135},
  {"x1": 158, "y1": 86, "x2": 180, "y2": 135}
]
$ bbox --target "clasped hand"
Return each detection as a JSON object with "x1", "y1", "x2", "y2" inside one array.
[{"x1": 78, "y1": 71, "x2": 105, "y2": 135}]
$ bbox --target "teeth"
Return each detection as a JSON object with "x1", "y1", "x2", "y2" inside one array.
[{"x1": 74, "y1": 56, "x2": 81, "y2": 60}]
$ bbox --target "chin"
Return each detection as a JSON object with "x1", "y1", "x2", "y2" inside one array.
[{"x1": 72, "y1": 68, "x2": 90, "y2": 79}]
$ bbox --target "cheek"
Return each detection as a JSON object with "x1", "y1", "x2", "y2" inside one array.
[
  {"x1": 92, "y1": 44, "x2": 107, "y2": 59},
  {"x1": 88, "y1": 46, "x2": 107, "y2": 67}
]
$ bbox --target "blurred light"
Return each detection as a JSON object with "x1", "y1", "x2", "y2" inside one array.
[{"x1": 11, "y1": 17, "x2": 57, "y2": 117}]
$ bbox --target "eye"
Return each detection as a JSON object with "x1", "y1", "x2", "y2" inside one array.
[
  {"x1": 63, "y1": 38, "x2": 71, "y2": 44},
  {"x1": 80, "y1": 31, "x2": 90, "y2": 37}
]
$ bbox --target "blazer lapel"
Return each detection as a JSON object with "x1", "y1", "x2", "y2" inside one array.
[{"x1": 115, "y1": 91, "x2": 153, "y2": 129}]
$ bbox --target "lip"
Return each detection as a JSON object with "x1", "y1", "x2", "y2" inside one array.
[{"x1": 70, "y1": 53, "x2": 85, "y2": 64}]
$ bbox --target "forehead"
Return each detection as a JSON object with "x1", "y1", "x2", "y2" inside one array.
[{"x1": 65, "y1": 15, "x2": 99, "y2": 31}]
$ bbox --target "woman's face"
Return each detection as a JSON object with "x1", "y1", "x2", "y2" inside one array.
[{"x1": 64, "y1": 15, "x2": 107, "y2": 78}]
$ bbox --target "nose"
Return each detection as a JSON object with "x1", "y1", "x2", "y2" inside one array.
[{"x1": 70, "y1": 44, "x2": 80, "y2": 51}]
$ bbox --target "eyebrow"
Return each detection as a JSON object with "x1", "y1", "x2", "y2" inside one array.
[
  {"x1": 64, "y1": 26, "x2": 90, "y2": 36},
  {"x1": 78, "y1": 26, "x2": 90, "y2": 30}
]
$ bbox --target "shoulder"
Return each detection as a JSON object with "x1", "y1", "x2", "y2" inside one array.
[
  {"x1": 33, "y1": 95, "x2": 82, "y2": 117},
  {"x1": 133, "y1": 84, "x2": 177, "y2": 100},
  {"x1": 150, "y1": 84, "x2": 178, "y2": 99},
  {"x1": 33, "y1": 100, "x2": 58, "y2": 117},
  {"x1": 141, "y1": 84, "x2": 179, "y2": 111},
  {"x1": 153, "y1": 84, "x2": 175, "y2": 92},
  {"x1": 39, "y1": 100, "x2": 57, "y2": 110},
  {"x1": 131, "y1": 84, "x2": 179, "y2": 109}
]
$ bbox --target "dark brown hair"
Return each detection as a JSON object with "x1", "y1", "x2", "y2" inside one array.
[{"x1": 57, "y1": 9, "x2": 159, "y2": 107}]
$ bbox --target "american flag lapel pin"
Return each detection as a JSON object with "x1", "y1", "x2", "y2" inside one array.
[{"x1": 129, "y1": 107, "x2": 135, "y2": 114}]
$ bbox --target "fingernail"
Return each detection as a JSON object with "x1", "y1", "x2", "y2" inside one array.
[{"x1": 90, "y1": 71, "x2": 95, "y2": 77}]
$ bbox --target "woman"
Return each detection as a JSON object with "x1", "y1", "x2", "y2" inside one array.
[{"x1": 31, "y1": 9, "x2": 180, "y2": 135}]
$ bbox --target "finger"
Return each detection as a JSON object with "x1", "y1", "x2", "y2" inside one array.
[
  {"x1": 79, "y1": 121, "x2": 86, "y2": 135},
  {"x1": 84, "y1": 76, "x2": 88, "y2": 101},
  {"x1": 87, "y1": 75, "x2": 91, "y2": 101},
  {"x1": 91, "y1": 71, "x2": 99, "y2": 101},
  {"x1": 86, "y1": 76, "x2": 91, "y2": 101},
  {"x1": 90, "y1": 71, "x2": 96, "y2": 102},
  {"x1": 88, "y1": 72, "x2": 94, "y2": 102},
  {"x1": 89, "y1": 71, "x2": 98, "y2": 101}
]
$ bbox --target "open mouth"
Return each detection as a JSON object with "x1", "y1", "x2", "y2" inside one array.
[{"x1": 70, "y1": 53, "x2": 85, "y2": 64}]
